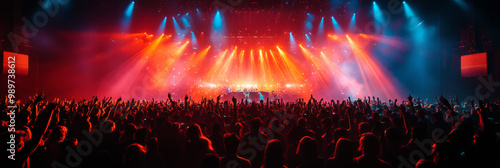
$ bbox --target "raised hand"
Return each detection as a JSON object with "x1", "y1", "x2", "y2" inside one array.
[
  {"x1": 478, "y1": 99, "x2": 485, "y2": 110},
  {"x1": 439, "y1": 95, "x2": 452, "y2": 109},
  {"x1": 34, "y1": 91, "x2": 46, "y2": 104}
]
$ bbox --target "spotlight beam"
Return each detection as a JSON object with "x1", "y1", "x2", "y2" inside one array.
[
  {"x1": 402, "y1": 1, "x2": 415, "y2": 18},
  {"x1": 121, "y1": 1, "x2": 135, "y2": 32},
  {"x1": 373, "y1": 2, "x2": 384, "y2": 24},
  {"x1": 156, "y1": 17, "x2": 167, "y2": 36},
  {"x1": 331, "y1": 16, "x2": 344, "y2": 34},
  {"x1": 317, "y1": 17, "x2": 325, "y2": 36},
  {"x1": 346, "y1": 35, "x2": 400, "y2": 98},
  {"x1": 349, "y1": 13, "x2": 356, "y2": 31}
]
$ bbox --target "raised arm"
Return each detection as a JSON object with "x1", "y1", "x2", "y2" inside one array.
[
  {"x1": 168, "y1": 93, "x2": 177, "y2": 109},
  {"x1": 86, "y1": 96, "x2": 99, "y2": 115},
  {"x1": 100, "y1": 97, "x2": 122, "y2": 123},
  {"x1": 399, "y1": 104, "x2": 410, "y2": 135},
  {"x1": 16, "y1": 103, "x2": 56, "y2": 164},
  {"x1": 216, "y1": 95, "x2": 220, "y2": 114},
  {"x1": 120, "y1": 99, "x2": 135, "y2": 120},
  {"x1": 231, "y1": 97, "x2": 238, "y2": 125},
  {"x1": 184, "y1": 94, "x2": 189, "y2": 111},
  {"x1": 477, "y1": 100, "x2": 494, "y2": 134},
  {"x1": 408, "y1": 94, "x2": 416, "y2": 115}
]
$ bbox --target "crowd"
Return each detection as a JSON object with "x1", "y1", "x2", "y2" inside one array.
[{"x1": 1, "y1": 92, "x2": 500, "y2": 168}]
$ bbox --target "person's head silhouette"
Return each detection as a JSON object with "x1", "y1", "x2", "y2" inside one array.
[
  {"x1": 359, "y1": 133, "x2": 380, "y2": 157},
  {"x1": 147, "y1": 137, "x2": 159, "y2": 153},
  {"x1": 250, "y1": 118, "x2": 263, "y2": 132},
  {"x1": 263, "y1": 139, "x2": 285, "y2": 167},
  {"x1": 187, "y1": 124, "x2": 203, "y2": 140},
  {"x1": 334, "y1": 138, "x2": 354, "y2": 159},
  {"x1": 223, "y1": 133, "x2": 240, "y2": 156},
  {"x1": 48, "y1": 125, "x2": 67, "y2": 143},
  {"x1": 296, "y1": 136, "x2": 318, "y2": 159},
  {"x1": 123, "y1": 143, "x2": 146, "y2": 168}
]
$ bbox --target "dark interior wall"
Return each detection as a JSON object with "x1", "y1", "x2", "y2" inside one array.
[
  {"x1": 0, "y1": 0, "x2": 39, "y2": 102},
  {"x1": 439, "y1": 0, "x2": 500, "y2": 101}
]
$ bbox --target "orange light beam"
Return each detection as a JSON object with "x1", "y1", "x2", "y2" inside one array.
[
  {"x1": 206, "y1": 49, "x2": 229, "y2": 82},
  {"x1": 191, "y1": 46, "x2": 211, "y2": 66},
  {"x1": 238, "y1": 50, "x2": 245, "y2": 80},
  {"x1": 108, "y1": 35, "x2": 164, "y2": 95},
  {"x1": 298, "y1": 44, "x2": 331, "y2": 87},
  {"x1": 174, "y1": 40, "x2": 190, "y2": 56},
  {"x1": 250, "y1": 50, "x2": 256, "y2": 83},
  {"x1": 346, "y1": 35, "x2": 399, "y2": 98},
  {"x1": 259, "y1": 50, "x2": 266, "y2": 84},
  {"x1": 217, "y1": 46, "x2": 238, "y2": 81},
  {"x1": 276, "y1": 46, "x2": 304, "y2": 82},
  {"x1": 319, "y1": 51, "x2": 344, "y2": 92},
  {"x1": 269, "y1": 50, "x2": 287, "y2": 81},
  {"x1": 264, "y1": 51, "x2": 274, "y2": 82},
  {"x1": 345, "y1": 35, "x2": 372, "y2": 96}
]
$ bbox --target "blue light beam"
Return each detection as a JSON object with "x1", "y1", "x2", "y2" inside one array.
[
  {"x1": 181, "y1": 14, "x2": 191, "y2": 28},
  {"x1": 156, "y1": 17, "x2": 167, "y2": 36},
  {"x1": 317, "y1": 17, "x2": 325, "y2": 36},
  {"x1": 305, "y1": 13, "x2": 314, "y2": 31},
  {"x1": 349, "y1": 13, "x2": 356, "y2": 31},
  {"x1": 331, "y1": 16, "x2": 343, "y2": 34},
  {"x1": 212, "y1": 11, "x2": 224, "y2": 31},
  {"x1": 289, "y1": 32, "x2": 297, "y2": 50},
  {"x1": 124, "y1": 1, "x2": 134, "y2": 17},
  {"x1": 191, "y1": 32, "x2": 198, "y2": 48},
  {"x1": 453, "y1": 0, "x2": 469, "y2": 10},
  {"x1": 172, "y1": 17, "x2": 182, "y2": 34},
  {"x1": 121, "y1": 1, "x2": 135, "y2": 32},
  {"x1": 211, "y1": 11, "x2": 225, "y2": 48},
  {"x1": 402, "y1": 1, "x2": 415, "y2": 18},
  {"x1": 373, "y1": 2, "x2": 384, "y2": 24}
]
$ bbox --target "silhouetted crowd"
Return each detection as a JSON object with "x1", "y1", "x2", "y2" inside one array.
[{"x1": 2, "y1": 93, "x2": 500, "y2": 168}]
